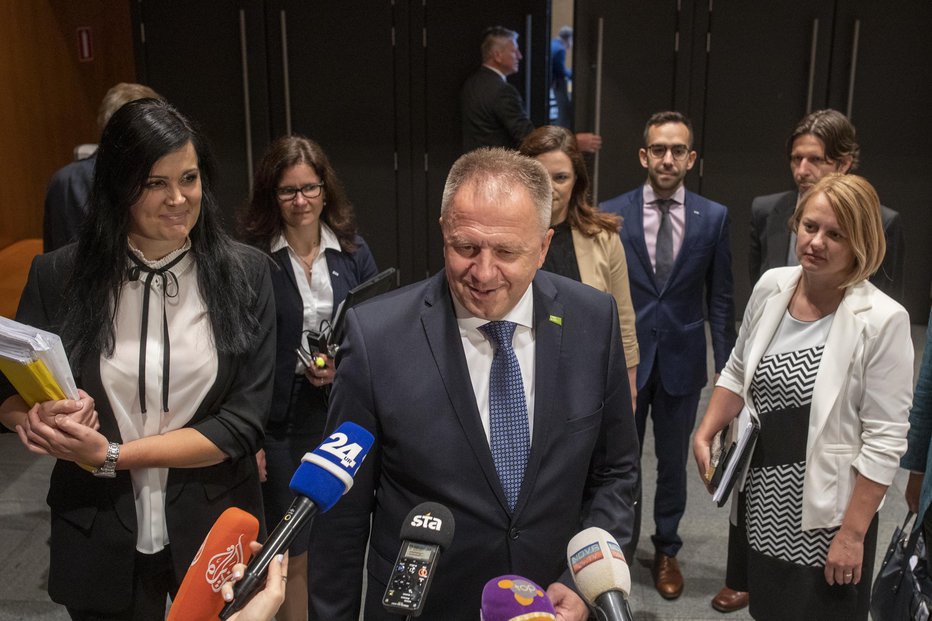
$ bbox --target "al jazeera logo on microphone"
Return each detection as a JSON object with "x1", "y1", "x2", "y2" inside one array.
[
  {"x1": 189, "y1": 531, "x2": 249, "y2": 593},
  {"x1": 569, "y1": 539, "x2": 626, "y2": 573}
]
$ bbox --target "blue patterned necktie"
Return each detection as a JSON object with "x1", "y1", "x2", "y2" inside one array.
[{"x1": 479, "y1": 321, "x2": 530, "y2": 511}]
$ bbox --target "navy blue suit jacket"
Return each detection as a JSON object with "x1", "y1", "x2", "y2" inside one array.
[
  {"x1": 307, "y1": 270, "x2": 639, "y2": 620},
  {"x1": 43, "y1": 154, "x2": 95, "y2": 252},
  {"x1": 0, "y1": 243, "x2": 275, "y2": 612},
  {"x1": 600, "y1": 188, "x2": 736, "y2": 396},
  {"x1": 267, "y1": 237, "x2": 377, "y2": 424}
]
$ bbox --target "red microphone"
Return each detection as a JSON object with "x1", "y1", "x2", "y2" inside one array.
[{"x1": 166, "y1": 507, "x2": 260, "y2": 621}]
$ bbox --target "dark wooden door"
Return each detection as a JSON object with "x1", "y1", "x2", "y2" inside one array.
[
  {"x1": 420, "y1": 0, "x2": 550, "y2": 277},
  {"x1": 135, "y1": 0, "x2": 271, "y2": 228},
  {"x1": 265, "y1": 0, "x2": 402, "y2": 279},
  {"x1": 572, "y1": 0, "x2": 688, "y2": 205},
  {"x1": 828, "y1": 0, "x2": 932, "y2": 320},
  {"x1": 694, "y1": 1, "x2": 836, "y2": 308}
]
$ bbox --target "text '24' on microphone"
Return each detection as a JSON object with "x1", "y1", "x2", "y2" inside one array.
[
  {"x1": 382, "y1": 502, "x2": 455, "y2": 617},
  {"x1": 166, "y1": 507, "x2": 259, "y2": 621},
  {"x1": 480, "y1": 575, "x2": 556, "y2": 621},
  {"x1": 219, "y1": 421, "x2": 375, "y2": 619},
  {"x1": 566, "y1": 527, "x2": 634, "y2": 621}
]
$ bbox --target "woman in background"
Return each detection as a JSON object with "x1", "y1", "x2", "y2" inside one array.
[
  {"x1": 903, "y1": 309, "x2": 932, "y2": 551},
  {"x1": 518, "y1": 125, "x2": 639, "y2": 403},
  {"x1": 693, "y1": 174, "x2": 912, "y2": 620},
  {"x1": 0, "y1": 98, "x2": 275, "y2": 620},
  {"x1": 241, "y1": 134, "x2": 378, "y2": 620}
]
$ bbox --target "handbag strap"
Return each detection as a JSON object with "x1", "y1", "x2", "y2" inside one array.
[{"x1": 903, "y1": 511, "x2": 923, "y2": 555}]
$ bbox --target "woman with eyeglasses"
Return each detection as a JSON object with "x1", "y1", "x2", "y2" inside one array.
[
  {"x1": 240, "y1": 134, "x2": 378, "y2": 620},
  {"x1": 519, "y1": 126, "x2": 639, "y2": 407},
  {"x1": 0, "y1": 98, "x2": 275, "y2": 619}
]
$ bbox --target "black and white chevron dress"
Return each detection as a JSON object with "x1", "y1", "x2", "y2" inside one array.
[{"x1": 737, "y1": 311, "x2": 876, "y2": 620}]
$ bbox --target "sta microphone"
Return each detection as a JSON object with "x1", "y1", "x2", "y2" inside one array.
[
  {"x1": 382, "y1": 502, "x2": 455, "y2": 617},
  {"x1": 479, "y1": 575, "x2": 556, "y2": 621},
  {"x1": 166, "y1": 507, "x2": 259, "y2": 621},
  {"x1": 219, "y1": 421, "x2": 375, "y2": 619},
  {"x1": 566, "y1": 527, "x2": 634, "y2": 621}
]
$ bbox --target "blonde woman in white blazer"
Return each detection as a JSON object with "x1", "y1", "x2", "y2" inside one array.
[{"x1": 693, "y1": 174, "x2": 913, "y2": 620}]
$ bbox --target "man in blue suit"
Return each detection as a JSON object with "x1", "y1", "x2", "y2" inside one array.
[
  {"x1": 308, "y1": 148, "x2": 639, "y2": 620},
  {"x1": 601, "y1": 111, "x2": 736, "y2": 600}
]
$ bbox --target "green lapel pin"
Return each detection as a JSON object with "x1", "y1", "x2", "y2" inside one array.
[{"x1": 549, "y1": 314, "x2": 562, "y2": 326}]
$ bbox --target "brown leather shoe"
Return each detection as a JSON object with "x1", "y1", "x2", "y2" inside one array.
[
  {"x1": 711, "y1": 586, "x2": 748, "y2": 612},
  {"x1": 652, "y1": 552, "x2": 684, "y2": 599}
]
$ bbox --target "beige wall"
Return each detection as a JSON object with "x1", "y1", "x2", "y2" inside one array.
[{"x1": 0, "y1": 0, "x2": 135, "y2": 249}]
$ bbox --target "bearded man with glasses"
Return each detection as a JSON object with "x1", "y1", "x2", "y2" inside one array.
[{"x1": 600, "y1": 110, "x2": 736, "y2": 601}]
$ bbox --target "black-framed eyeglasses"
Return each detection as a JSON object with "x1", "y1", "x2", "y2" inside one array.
[
  {"x1": 276, "y1": 182, "x2": 325, "y2": 201},
  {"x1": 646, "y1": 144, "x2": 690, "y2": 160}
]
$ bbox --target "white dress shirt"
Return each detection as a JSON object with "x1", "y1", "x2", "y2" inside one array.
[
  {"x1": 101, "y1": 240, "x2": 218, "y2": 553},
  {"x1": 271, "y1": 223, "x2": 341, "y2": 373},
  {"x1": 452, "y1": 286, "x2": 536, "y2": 443}
]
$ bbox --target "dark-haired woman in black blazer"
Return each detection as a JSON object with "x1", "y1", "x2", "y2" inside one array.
[
  {"x1": 0, "y1": 99, "x2": 275, "y2": 620},
  {"x1": 241, "y1": 134, "x2": 377, "y2": 621}
]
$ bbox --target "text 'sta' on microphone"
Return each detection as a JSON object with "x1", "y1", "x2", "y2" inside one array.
[
  {"x1": 382, "y1": 501, "x2": 455, "y2": 617},
  {"x1": 566, "y1": 526, "x2": 634, "y2": 621},
  {"x1": 479, "y1": 575, "x2": 556, "y2": 621},
  {"x1": 219, "y1": 421, "x2": 375, "y2": 619},
  {"x1": 166, "y1": 507, "x2": 259, "y2": 621}
]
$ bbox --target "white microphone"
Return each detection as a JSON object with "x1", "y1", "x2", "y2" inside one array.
[{"x1": 565, "y1": 527, "x2": 634, "y2": 621}]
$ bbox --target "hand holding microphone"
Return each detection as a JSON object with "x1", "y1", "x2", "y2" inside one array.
[
  {"x1": 566, "y1": 527, "x2": 634, "y2": 621},
  {"x1": 220, "y1": 545, "x2": 288, "y2": 621},
  {"x1": 219, "y1": 421, "x2": 375, "y2": 619}
]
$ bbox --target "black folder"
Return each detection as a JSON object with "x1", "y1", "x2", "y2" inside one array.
[
  {"x1": 327, "y1": 267, "x2": 399, "y2": 351},
  {"x1": 712, "y1": 412, "x2": 761, "y2": 508}
]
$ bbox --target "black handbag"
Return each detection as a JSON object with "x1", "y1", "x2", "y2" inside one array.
[{"x1": 871, "y1": 511, "x2": 932, "y2": 621}]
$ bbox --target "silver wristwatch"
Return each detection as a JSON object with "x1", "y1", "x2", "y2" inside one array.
[{"x1": 92, "y1": 442, "x2": 120, "y2": 478}]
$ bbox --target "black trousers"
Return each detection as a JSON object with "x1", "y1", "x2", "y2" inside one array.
[{"x1": 67, "y1": 547, "x2": 176, "y2": 621}]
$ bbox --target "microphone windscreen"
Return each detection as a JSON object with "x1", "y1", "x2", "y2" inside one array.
[
  {"x1": 565, "y1": 526, "x2": 631, "y2": 604},
  {"x1": 480, "y1": 575, "x2": 556, "y2": 621},
  {"x1": 398, "y1": 502, "x2": 455, "y2": 550},
  {"x1": 292, "y1": 421, "x2": 375, "y2": 511},
  {"x1": 167, "y1": 507, "x2": 259, "y2": 621}
]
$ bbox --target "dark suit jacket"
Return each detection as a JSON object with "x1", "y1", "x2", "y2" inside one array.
[
  {"x1": 267, "y1": 237, "x2": 378, "y2": 425},
  {"x1": 42, "y1": 154, "x2": 95, "y2": 252},
  {"x1": 461, "y1": 66, "x2": 535, "y2": 152},
  {"x1": 749, "y1": 189, "x2": 905, "y2": 300},
  {"x1": 0, "y1": 243, "x2": 276, "y2": 612},
  {"x1": 600, "y1": 188, "x2": 736, "y2": 396},
  {"x1": 307, "y1": 270, "x2": 639, "y2": 620}
]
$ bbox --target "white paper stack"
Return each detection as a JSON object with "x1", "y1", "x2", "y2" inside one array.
[{"x1": 0, "y1": 316, "x2": 78, "y2": 404}]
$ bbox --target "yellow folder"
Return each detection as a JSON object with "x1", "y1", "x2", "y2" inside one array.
[{"x1": 0, "y1": 357, "x2": 67, "y2": 406}]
